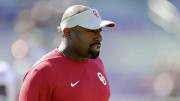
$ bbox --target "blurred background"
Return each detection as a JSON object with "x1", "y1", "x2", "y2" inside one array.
[{"x1": 1, "y1": 0, "x2": 180, "y2": 101}]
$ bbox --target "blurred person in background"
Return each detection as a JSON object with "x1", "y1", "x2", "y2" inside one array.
[
  {"x1": 19, "y1": 5, "x2": 115, "y2": 101},
  {"x1": 0, "y1": 61, "x2": 17, "y2": 101}
]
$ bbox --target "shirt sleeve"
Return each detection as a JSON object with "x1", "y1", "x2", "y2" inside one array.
[{"x1": 19, "y1": 68, "x2": 53, "y2": 101}]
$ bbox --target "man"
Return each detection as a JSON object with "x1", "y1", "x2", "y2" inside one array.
[{"x1": 19, "y1": 5, "x2": 115, "y2": 101}]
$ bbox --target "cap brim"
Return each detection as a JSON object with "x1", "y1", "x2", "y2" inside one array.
[{"x1": 79, "y1": 19, "x2": 115, "y2": 30}]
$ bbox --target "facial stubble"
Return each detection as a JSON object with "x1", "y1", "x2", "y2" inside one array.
[{"x1": 88, "y1": 42, "x2": 101, "y2": 59}]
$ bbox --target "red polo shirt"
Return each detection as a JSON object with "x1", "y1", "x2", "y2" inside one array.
[{"x1": 19, "y1": 49, "x2": 110, "y2": 101}]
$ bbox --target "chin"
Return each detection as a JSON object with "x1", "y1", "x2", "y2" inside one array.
[{"x1": 88, "y1": 51, "x2": 100, "y2": 59}]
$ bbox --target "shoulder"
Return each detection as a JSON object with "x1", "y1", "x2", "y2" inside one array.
[
  {"x1": 33, "y1": 48, "x2": 65, "y2": 71},
  {"x1": 23, "y1": 49, "x2": 64, "y2": 81},
  {"x1": 23, "y1": 61, "x2": 53, "y2": 82}
]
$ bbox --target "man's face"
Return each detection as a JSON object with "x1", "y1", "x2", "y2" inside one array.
[{"x1": 70, "y1": 26, "x2": 103, "y2": 59}]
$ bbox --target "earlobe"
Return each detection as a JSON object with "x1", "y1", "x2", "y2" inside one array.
[{"x1": 63, "y1": 28, "x2": 71, "y2": 39}]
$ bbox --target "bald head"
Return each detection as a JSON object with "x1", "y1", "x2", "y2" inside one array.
[{"x1": 61, "y1": 5, "x2": 90, "y2": 23}]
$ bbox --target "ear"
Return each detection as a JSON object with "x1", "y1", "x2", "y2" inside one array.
[{"x1": 63, "y1": 28, "x2": 71, "y2": 39}]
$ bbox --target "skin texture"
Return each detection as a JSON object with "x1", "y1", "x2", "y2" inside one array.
[
  {"x1": 59, "y1": 5, "x2": 103, "y2": 60},
  {"x1": 71, "y1": 26, "x2": 102, "y2": 59},
  {"x1": 60, "y1": 26, "x2": 103, "y2": 60}
]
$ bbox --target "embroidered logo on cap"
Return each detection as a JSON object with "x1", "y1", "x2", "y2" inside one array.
[{"x1": 93, "y1": 10, "x2": 99, "y2": 18}]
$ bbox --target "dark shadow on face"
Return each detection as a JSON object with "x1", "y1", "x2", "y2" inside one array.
[{"x1": 88, "y1": 41, "x2": 101, "y2": 59}]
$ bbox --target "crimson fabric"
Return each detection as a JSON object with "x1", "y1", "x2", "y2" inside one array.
[{"x1": 19, "y1": 49, "x2": 110, "y2": 101}]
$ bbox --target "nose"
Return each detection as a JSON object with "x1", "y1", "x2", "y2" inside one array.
[{"x1": 95, "y1": 31, "x2": 103, "y2": 42}]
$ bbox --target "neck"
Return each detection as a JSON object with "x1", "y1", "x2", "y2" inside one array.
[{"x1": 58, "y1": 40, "x2": 88, "y2": 61}]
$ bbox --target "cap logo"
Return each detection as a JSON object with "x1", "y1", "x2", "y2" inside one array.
[{"x1": 93, "y1": 10, "x2": 99, "y2": 18}]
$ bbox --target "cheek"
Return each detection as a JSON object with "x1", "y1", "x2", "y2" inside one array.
[
  {"x1": 72, "y1": 32, "x2": 93, "y2": 50},
  {"x1": 79, "y1": 39, "x2": 90, "y2": 50},
  {"x1": 77, "y1": 35, "x2": 91, "y2": 46},
  {"x1": 72, "y1": 36, "x2": 90, "y2": 51}
]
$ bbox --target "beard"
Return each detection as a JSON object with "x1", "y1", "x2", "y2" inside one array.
[{"x1": 88, "y1": 42, "x2": 101, "y2": 59}]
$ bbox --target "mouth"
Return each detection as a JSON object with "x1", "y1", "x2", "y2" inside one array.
[
  {"x1": 88, "y1": 42, "x2": 101, "y2": 59},
  {"x1": 94, "y1": 44, "x2": 101, "y2": 51},
  {"x1": 90, "y1": 42, "x2": 101, "y2": 51}
]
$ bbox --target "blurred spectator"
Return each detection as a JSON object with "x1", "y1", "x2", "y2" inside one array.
[{"x1": 0, "y1": 61, "x2": 17, "y2": 101}]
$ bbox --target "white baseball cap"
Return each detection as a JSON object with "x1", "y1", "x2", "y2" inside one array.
[{"x1": 57, "y1": 9, "x2": 115, "y2": 32}]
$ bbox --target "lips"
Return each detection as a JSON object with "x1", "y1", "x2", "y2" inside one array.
[
  {"x1": 93, "y1": 44, "x2": 101, "y2": 51},
  {"x1": 90, "y1": 42, "x2": 101, "y2": 46},
  {"x1": 89, "y1": 42, "x2": 101, "y2": 51}
]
